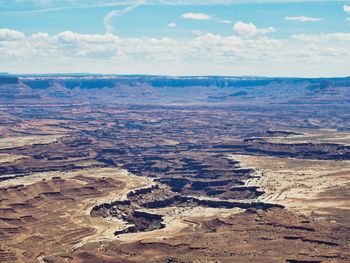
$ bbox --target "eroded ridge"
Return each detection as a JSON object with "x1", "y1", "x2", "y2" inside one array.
[
  {"x1": 90, "y1": 182, "x2": 282, "y2": 236},
  {"x1": 0, "y1": 168, "x2": 153, "y2": 262}
]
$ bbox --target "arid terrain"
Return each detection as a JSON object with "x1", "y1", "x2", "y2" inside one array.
[{"x1": 0, "y1": 75, "x2": 349, "y2": 262}]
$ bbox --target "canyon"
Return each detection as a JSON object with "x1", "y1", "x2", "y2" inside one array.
[{"x1": 0, "y1": 75, "x2": 349, "y2": 262}]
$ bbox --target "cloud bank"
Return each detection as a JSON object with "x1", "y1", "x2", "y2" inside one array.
[{"x1": 1, "y1": 28, "x2": 349, "y2": 77}]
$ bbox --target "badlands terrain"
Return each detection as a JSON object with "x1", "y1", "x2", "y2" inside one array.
[{"x1": 0, "y1": 75, "x2": 349, "y2": 262}]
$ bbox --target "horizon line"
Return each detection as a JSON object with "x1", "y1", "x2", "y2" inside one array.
[{"x1": 2, "y1": 72, "x2": 350, "y2": 79}]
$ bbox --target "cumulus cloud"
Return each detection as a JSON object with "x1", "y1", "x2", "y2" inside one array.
[
  {"x1": 285, "y1": 16, "x2": 323, "y2": 22},
  {"x1": 167, "y1": 22, "x2": 177, "y2": 28},
  {"x1": 0, "y1": 29, "x2": 25, "y2": 41},
  {"x1": 233, "y1": 21, "x2": 275, "y2": 37},
  {"x1": 182, "y1": 12, "x2": 212, "y2": 20},
  {"x1": 344, "y1": 5, "x2": 350, "y2": 14},
  {"x1": 57, "y1": 31, "x2": 120, "y2": 43},
  {"x1": 234, "y1": 21, "x2": 258, "y2": 37}
]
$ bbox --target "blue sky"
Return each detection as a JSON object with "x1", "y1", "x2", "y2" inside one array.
[{"x1": 0, "y1": 0, "x2": 350, "y2": 76}]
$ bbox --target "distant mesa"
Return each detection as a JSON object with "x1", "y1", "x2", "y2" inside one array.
[{"x1": 0, "y1": 74, "x2": 349, "y2": 104}]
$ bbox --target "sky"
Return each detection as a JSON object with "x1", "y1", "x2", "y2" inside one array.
[{"x1": 0, "y1": 0, "x2": 350, "y2": 77}]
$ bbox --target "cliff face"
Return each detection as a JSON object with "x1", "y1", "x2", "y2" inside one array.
[
  {"x1": 0, "y1": 76, "x2": 41, "y2": 100},
  {"x1": 1, "y1": 75, "x2": 349, "y2": 104},
  {"x1": 0, "y1": 76, "x2": 19, "y2": 85}
]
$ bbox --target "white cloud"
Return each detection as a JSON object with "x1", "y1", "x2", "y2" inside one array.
[
  {"x1": 1, "y1": 28, "x2": 350, "y2": 77},
  {"x1": 182, "y1": 12, "x2": 212, "y2": 20},
  {"x1": 233, "y1": 21, "x2": 275, "y2": 37},
  {"x1": 285, "y1": 16, "x2": 323, "y2": 22},
  {"x1": 260, "y1": 26, "x2": 276, "y2": 34},
  {"x1": 344, "y1": 5, "x2": 350, "y2": 14},
  {"x1": 234, "y1": 21, "x2": 258, "y2": 36},
  {"x1": 217, "y1": 19, "x2": 232, "y2": 24},
  {"x1": 57, "y1": 31, "x2": 120, "y2": 43},
  {"x1": 103, "y1": 0, "x2": 144, "y2": 34},
  {"x1": 0, "y1": 29, "x2": 25, "y2": 41},
  {"x1": 168, "y1": 22, "x2": 177, "y2": 28}
]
